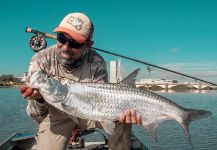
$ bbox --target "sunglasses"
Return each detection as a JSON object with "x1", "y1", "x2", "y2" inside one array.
[{"x1": 57, "y1": 33, "x2": 85, "y2": 49}]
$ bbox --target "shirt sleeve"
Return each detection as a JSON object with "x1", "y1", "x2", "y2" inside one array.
[
  {"x1": 93, "y1": 61, "x2": 108, "y2": 83},
  {"x1": 25, "y1": 53, "x2": 49, "y2": 123},
  {"x1": 26, "y1": 100, "x2": 48, "y2": 123},
  {"x1": 88, "y1": 50, "x2": 109, "y2": 83}
]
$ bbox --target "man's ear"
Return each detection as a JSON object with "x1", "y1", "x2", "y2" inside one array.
[
  {"x1": 87, "y1": 40, "x2": 94, "y2": 47},
  {"x1": 82, "y1": 40, "x2": 94, "y2": 53}
]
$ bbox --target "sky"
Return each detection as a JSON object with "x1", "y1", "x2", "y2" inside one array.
[{"x1": 0, "y1": 0, "x2": 217, "y2": 83}]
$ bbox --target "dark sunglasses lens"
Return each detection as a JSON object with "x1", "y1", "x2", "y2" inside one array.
[
  {"x1": 57, "y1": 33, "x2": 67, "y2": 44},
  {"x1": 68, "y1": 40, "x2": 82, "y2": 49},
  {"x1": 57, "y1": 33, "x2": 84, "y2": 49}
]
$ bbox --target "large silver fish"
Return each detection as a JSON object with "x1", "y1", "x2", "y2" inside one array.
[{"x1": 28, "y1": 69, "x2": 212, "y2": 145}]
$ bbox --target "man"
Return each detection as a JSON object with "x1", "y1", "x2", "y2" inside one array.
[{"x1": 20, "y1": 12, "x2": 141, "y2": 150}]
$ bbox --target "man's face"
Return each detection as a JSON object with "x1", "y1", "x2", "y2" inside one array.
[{"x1": 56, "y1": 33, "x2": 88, "y2": 61}]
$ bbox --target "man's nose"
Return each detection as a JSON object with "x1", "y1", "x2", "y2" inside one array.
[{"x1": 61, "y1": 42, "x2": 71, "y2": 51}]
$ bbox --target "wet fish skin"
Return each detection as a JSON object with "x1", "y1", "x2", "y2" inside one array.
[{"x1": 29, "y1": 70, "x2": 212, "y2": 145}]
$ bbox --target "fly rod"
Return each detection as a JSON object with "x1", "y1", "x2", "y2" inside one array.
[
  {"x1": 91, "y1": 47, "x2": 217, "y2": 86},
  {"x1": 25, "y1": 27, "x2": 217, "y2": 86}
]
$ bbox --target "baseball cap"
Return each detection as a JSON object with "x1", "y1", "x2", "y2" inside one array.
[{"x1": 54, "y1": 13, "x2": 94, "y2": 44}]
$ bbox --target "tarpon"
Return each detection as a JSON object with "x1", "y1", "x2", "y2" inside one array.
[{"x1": 28, "y1": 69, "x2": 212, "y2": 146}]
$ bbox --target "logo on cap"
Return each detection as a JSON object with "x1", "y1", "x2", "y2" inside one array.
[{"x1": 67, "y1": 16, "x2": 83, "y2": 30}]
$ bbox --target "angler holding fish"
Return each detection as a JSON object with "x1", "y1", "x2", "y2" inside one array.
[
  {"x1": 20, "y1": 12, "x2": 212, "y2": 150},
  {"x1": 20, "y1": 12, "x2": 140, "y2": 150}
]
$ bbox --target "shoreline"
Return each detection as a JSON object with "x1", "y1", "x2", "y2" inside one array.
[{"x1": 0, "y1": 85, "x2": 19, "y2": 88}]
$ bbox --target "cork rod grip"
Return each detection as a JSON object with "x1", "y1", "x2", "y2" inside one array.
[{"x1": 25, "y1": 27, "x2": 57, "y2": 40}]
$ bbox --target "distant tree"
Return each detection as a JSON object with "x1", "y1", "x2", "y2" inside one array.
[
  {"x1": 146, "y1": 65, "x2": 153, "y2": 78},
  {"x1": 0, "y1": 74, "x2": 15, "y2": 82}
]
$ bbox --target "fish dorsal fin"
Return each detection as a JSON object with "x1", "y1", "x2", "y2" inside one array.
[
  {"x1": 119, "y1": 68, "x2": 140, "y2": 86},
  {"x1": 100, "y1": 120, "x2": 116, "y2": 135}
]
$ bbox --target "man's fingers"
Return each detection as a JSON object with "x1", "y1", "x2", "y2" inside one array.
[
  {"x1": 23, "y1": 88, "x2": 34, "y2": 98},
  {"x1": 130, "y1": 109, "x2": 137, "y2": 124},
  {"x1": 32, "y1": 90, "x2": 42, "y2": 99},
  {"x1": 119, "y1": 109, "x2": 142, "y2": 125},
  {"x1": 125, "y1": 109, "x2": 131, "y2": 123},
  {"x1": 19, "y1": 84, "x2": 28, "y2": 93},
  {"x1": 119, "y1": 113, "x2": 126, "y2": 122},
  {"x1": 136, "y1": 115, "x2": 142, "y2": 126}
]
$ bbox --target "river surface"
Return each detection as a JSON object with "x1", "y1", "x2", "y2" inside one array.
[{"x1": 0, "y1": 88, "x2": 216, "y2": 150}]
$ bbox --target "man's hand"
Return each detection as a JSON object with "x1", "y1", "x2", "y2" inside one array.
[
  {"x1": 119, "y1": 109, "x2": 142, "y2": 126},
  {"x1": 19, "y1": 84, "x2": 44, "y2": 103}
]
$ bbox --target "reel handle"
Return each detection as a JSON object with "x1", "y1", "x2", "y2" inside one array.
[{"x1": 25, "y1": 27, "x2": 57, "y2": 40}]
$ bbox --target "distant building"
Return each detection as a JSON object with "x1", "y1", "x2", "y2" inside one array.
[
  {"x1": 109, "y1": 60, "x2": 122, "y2": 83},
  {"x1": 19, "y1": 72, "x2": 28, "y2": 83}
]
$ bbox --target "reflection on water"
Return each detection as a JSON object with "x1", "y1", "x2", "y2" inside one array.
[{"x1": 157, "y1": 89, "x2": 215, "y2": 94}]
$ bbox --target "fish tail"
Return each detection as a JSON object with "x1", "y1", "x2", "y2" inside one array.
[{"x1": 181, "y1": 109, "x2": 212, "y2": 147}]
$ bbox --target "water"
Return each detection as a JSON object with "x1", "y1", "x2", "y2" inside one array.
[
  {"x1": 0, "y1": 88, "x2": 216, "y2": 150},
  {"x1": 0, "y1": 88, "x2": 38, "y2": 142}
]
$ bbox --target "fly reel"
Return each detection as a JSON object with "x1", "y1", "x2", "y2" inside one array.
[
  {"x1": 26, "y1": 27, "x2": 57, "y2": 53},
  {"x1": 29, "y1": 34, "x2": 47, "y2": 52}
]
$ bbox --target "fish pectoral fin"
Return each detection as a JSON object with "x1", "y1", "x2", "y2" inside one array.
[
  {"x1": 100, "y1": 120, "x2": 116, "y2": 135},
  {"x1": 143, "y1": 115, "x2": 172, "y2": 142}
]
